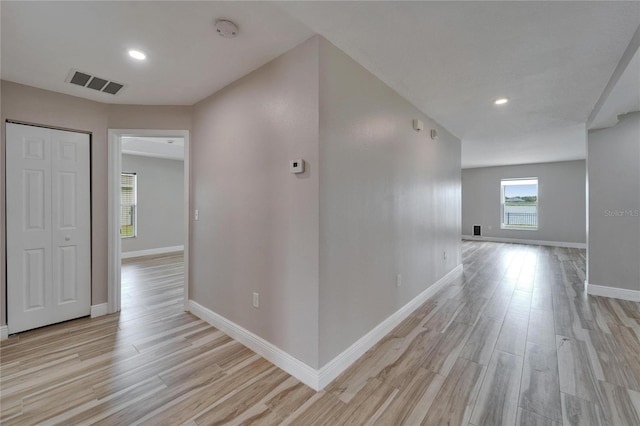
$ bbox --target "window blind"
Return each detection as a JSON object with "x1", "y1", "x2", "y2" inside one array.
[{"x1": 121, "y1": 173, "x2": 137, "y2": 237}]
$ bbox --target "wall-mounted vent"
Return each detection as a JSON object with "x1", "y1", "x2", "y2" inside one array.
[{"x1": 66, "y1": 69, "x2": 125, "y2": 95}]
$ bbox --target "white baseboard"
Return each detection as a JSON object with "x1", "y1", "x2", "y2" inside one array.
[
  {"x1": 585, "y1": 281, "x2": 640, "y2": 302},
  {"x1": 462, "y1": 235, "x2": 586, "y2": 249},
  {"x1": 188, "y1": 300, "x2": 321, "y2": 391},
  {"x1": 1, "y1": 306, "x2": 108, "y2": 339},
  {"x1": 121, "y1": 245, "x2": 184, "y2": 259},
  {"x1": 91, "y1": 303, "x2": 109, "y2": 318},
  {"x1": 189, "y1": 264, "x2": 463, "y2": 391},
  {"x1": 317, "y1": 264, "x2": 463, "y2": 389}
]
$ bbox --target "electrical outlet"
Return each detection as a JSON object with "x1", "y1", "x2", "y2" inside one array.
[
  {"x1": 194, "y1": 209, "x2": 199, "y2": 221},
  {"x1": 253, "y1": 292, "x2": 260, "y2": 308},
  {"x1": 396, "y1": 274, "x2": 402, "y2": 288},
  {"x1": 443, "y1": 250, "x2": 447, "y2": 260}
]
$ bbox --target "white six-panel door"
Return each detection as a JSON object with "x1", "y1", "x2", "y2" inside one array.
[{"x1": 6, "y1": 123, "x2": 91, "y2": 334}]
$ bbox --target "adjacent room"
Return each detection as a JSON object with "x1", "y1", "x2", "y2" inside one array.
[
  {"x1": 1, "y1": 1, "x2": 639, "y2": 425},
  {"x1": 119, "y1": 136, "x2": 187, "y2": 320}
]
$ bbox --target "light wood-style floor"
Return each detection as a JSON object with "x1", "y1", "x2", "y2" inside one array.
[{"x1": 2, "y1": 243, "x2": 640, "y2": 425}]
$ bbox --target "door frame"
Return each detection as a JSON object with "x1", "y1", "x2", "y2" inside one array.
[{"x1": 107, "y1": 129, "x2": 190, "y2": 314}]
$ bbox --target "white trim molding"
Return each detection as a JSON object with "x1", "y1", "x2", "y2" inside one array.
[
  {"x1": 189, "y1": 264, "x2": 463, "y2": 391},
  {"x1": 121, "y1": 245, "x2": 184, "y2": 260},
  {"x1": 108, "y1": 129, "x2": 190, "y2": 315},
  {"x1": 189, "y1": 300, "x2": 320, "y2": 390},
  {"x1": 90, "y1": 303, "x2": 109, "y2": 318},
  {"x1": 585, "y1": 281, "x2": 640, "y2": 302},
  {"x1": 107, "y1": 129, "x2": 121, "y2": 314},
  {"x1": 317, "y1": 264, "x2": 463, "y2": 389},
  {"x1": 0, "y1": 325, "x2": 8, "y2": 341},
  {"x1": 462, "y1": 235, "x2": 586, "y2": 249}
]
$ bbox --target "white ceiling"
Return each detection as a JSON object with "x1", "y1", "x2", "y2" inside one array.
[
  {"x1": 277, "y1": 1, "x2": 640, "y2": 168},
  {"x1": 2, "y1": 1, "x2": 639, "y2": 168},
  {"x1": 0, "y1": 1, "x2": 314, "y2": 105},
  {"x1": 122, "y1": 137, "x2": 184, "y2": 160}
]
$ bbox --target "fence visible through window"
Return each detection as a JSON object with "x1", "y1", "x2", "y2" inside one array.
[
  {"x1": 500, "y1": 178, "x2": 538, "y2": 230},
  {"x1": 503, "y1": 211, "x2": 537, "y2": 226}
]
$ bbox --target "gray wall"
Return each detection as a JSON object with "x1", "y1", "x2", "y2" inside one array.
[
  {"x1": 1, "y1": 80, "x2": 192, "y2": 325},
  {"x1": 318, "y1": 38, "x2": 462, "y2": 365},
  {"x1": 588, "y1": 112, "x2": 640, "y2": 291},
  {"x1": 192, "y1": 37, "x2": 321, "y2": 367},
  {"x1": 462, "y1": 160, "x2": 586, "y2": 244},
  {"x1": 121, "y1": 154, "x2": 184, "y2": 253},
  {"x1": 191, "y1": 36, "x2": 462, "y2": 369}
]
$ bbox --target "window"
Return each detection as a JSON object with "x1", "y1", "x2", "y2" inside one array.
[
  {"x1": 501, "y1": 178, "x2": 538, "y2": 230},
  {"x1": 121, "y1": 173, "x2": 137, "y2": 238}
]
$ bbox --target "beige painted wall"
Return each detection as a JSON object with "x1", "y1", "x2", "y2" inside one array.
[
  {"x1": 2, "y1": 37, "x2": 462, "y2": 372},
  {"x1": 107, "y1": 104, "x2": 192, "y2": 130},
  {"x1": 318, "y1": 38, "x2": 462, "y2": 365},
  {"x1": 191, "y1": 37, "x2": 321, "y2": 367},
  {"x1": 190, "y1": 36, "x2": 461, "y2": 368},
  {"x1": 1, "y1": 80, "x2": 191, "y2": 326}
]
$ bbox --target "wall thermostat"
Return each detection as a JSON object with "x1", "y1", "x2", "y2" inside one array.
[{"x1": 290, "y1": 159, "x2": 305, "y2": 174}]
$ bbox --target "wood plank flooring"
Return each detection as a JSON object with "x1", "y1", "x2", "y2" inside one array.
[{"x1": 2, "y1": 243, "x2": 640, "y2": 425}]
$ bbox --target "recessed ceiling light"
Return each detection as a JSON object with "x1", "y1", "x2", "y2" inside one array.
[
  {"x1": 128, "y1": 50, "x2": 146, "y2": 61},
  {"x1": 494, "y1": 97, "x2": 509, "y2": 105}
]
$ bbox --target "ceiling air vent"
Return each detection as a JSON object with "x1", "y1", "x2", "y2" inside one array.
[{"x1": 66, "y1": 69, "x2": 125, "y2": 95}]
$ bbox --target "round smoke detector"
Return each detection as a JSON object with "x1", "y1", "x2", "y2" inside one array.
[{"x1": 215, "y1": 19, "x2": 238, "y2": 38}]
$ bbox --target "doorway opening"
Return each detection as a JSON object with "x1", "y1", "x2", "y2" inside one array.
[{"x1": 107, "y1": 130, "x2": 190, "y2": 316}]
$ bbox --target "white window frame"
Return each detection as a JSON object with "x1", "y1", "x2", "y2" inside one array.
[
  {"x1": 500, "y1": 177, "x2": 539, "y2": 231},
  {"x1": 120, "y1": 172, "x2": 137, "y2": 239}
]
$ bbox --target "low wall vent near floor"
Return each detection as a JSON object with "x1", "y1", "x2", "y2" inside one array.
[
  {"x1": 473, "y1": 224, "x2": 482, "y2": 236},
  {"x1": 66, "y1": 69, "x2": 125, "y2": 95}
]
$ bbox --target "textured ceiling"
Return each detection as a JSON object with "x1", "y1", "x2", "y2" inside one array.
[{"x1": 2, "y1": 1, "x2": 639, "y2": 167}]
